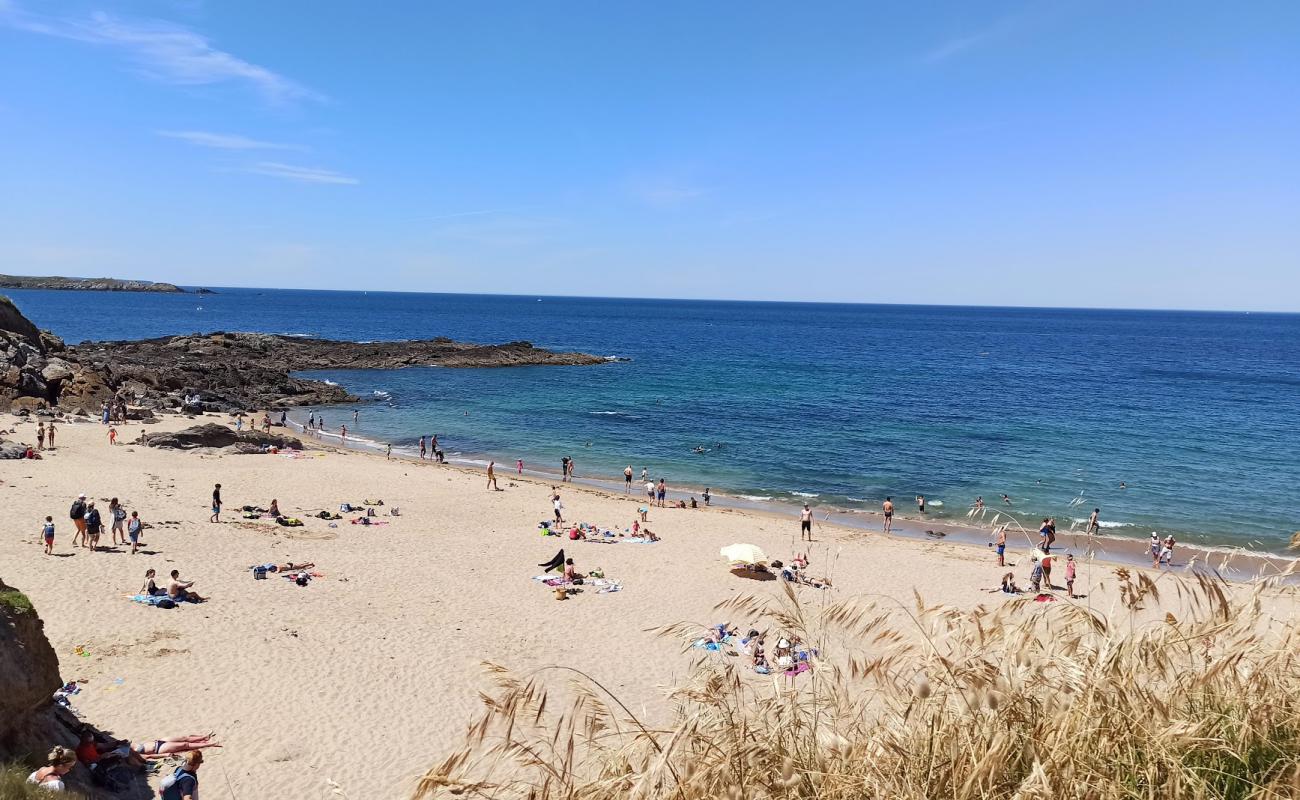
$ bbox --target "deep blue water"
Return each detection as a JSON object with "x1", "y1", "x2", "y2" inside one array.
[{"x1": 7, "y1": 288, "x2": 1299, "y2": 551}]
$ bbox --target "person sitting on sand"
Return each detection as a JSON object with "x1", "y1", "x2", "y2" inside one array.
[
  {"x1": 1000, "y1": 572, "x2": 1020, "y2": 593},
  {"x1": 268, "y1": 499, "x2": 282, "y2": 518},
  {"x1": 159, "y1": 750, "x2": 203, "y2": 800},
  {"x1": 563, "y1": 557, "x2": 581, "y2": 583},
  {"x1": 28, "y1": 746, "x2": 76, "y2": 791},
  {"x1": 641, "y1": 527, "x2": 660, "y2": 542},
  {"x1": 168, "y1": 570, "x2": 205, "y2": 603},
  {"x1": 141, "y1": 568, "x2": 164, "y2": 596}
]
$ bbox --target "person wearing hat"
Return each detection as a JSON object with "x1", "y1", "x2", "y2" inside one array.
[
  {"x1": 70, "y1": 493, "x2": 88, "y2": 548},
  {"x1": 160, "y1": 750, "x2": 203, "y2": 800}
]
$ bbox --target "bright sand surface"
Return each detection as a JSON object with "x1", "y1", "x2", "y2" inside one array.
[{"x1": 3, "y1": 413, "x2": 1297, "y2": 798}]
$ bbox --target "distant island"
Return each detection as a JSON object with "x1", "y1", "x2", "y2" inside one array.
[{"x1": 0, "y1": 274, "x2": 194, "y2": 293}]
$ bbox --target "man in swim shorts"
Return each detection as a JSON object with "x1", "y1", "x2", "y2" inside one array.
[
  {"x1": 882, "y1": 497, "x2": 894, "y2": 533},
  {"x1": 799, "y1": 504, "x2": 813, "y2": 541},
  {"x1": 486, "y1": 461, "x2": 498, "y2": 491},
  {"x1": 994, "y1": 525, "x2": 1007, "y2": 566},
  {"x1": 624, "y1": 466, "x2": 633, "y2": 493},
  {"x1": 1087, "y1": 508, "x2": 1100, "y2": 535}
]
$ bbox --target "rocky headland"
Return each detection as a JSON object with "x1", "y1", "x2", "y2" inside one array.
[
  {"x1": 1, "y1": 294, "x2": 607, "y2": 415},
  {"x1": 0, "y1": 274, "x2": 189, "y2": 293}
]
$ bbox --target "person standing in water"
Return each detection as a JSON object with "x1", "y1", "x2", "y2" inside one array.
[
  {"x1": 1087, "y1": 508, "x2": 1100, "y2": 535},
  {"x1": 516, "y1": 459, "x2": 524, "y2": 474},
  {"x1": 882, "y1": 497, "x2": 894, "y2": 533},
  {"x1": 486, "y1": 461, "x2": 498, "y2": 491},
  {"x1": 799, "y1": 504, "x2": 814, "y2": 541},
  {"x1": 916, "y1": 494, "x2": 926, "y2": 513},
  {"x1": 560, "y1": 456, "x2": 570, "y2": 482},
  {"x1": 419, "y1": 436, "x2": 426, "y2": 460},
  {"x1": 623, "y1": 466, "x2": 633, "y2": 493},
  {"x1": 703, "y1": 488, "x2": 711, "y2": 506},
  {"x1": 353, "y1": 409, "x2": 359, "y2": 424}
]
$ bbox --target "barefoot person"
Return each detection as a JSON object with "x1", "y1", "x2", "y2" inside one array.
[
  {"x1": 168, "y1": 570, "x2": 205, "y2": 603},
  {"x1": 994, "y1": 524, "x2": 1007, "y2": 566},
  {"x1": 1065, "y1": 553, "x2": 1078, "y2": 597},
  {"x1": 882, "y1": 497, "x2": 894, "y2": 533},
  {"x1": 70, "y1": 493, "x2": 87, "y2": 548},
  {"x1": 210, "y1": 484, "x2": 222, "y2": 523},
  {"x1": 486, "y1": 460, "x2": 499, "y2": 491},
  {"x1": 799, "y1": 503, "x2": 814, "y2": 541},
  {"x1": 1087, "y1": 508, "x2": 1100, "y2": 535},
  {"x1": 46, "y1": 420, "x2": 57, "y2": 448},
  {"x1": 127, "y1": 510, "x2": 143, "y2": 555},
  {"x1": 42, "y1": 515, "x2": 55, "y2": 555},
  {"x1": 84, "y1": 502, "x2": 102, "y2": 551},
  {"x1": 109, "y1": 498, "x2": 126, "y2": 546},
  {"x1": 623, "y1": 465, "x2": 633, "y2": 493}
]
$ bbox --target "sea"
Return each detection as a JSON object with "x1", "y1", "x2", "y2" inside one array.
[{"x1": 7, "y1": 288, "x2": 1299, "y2": 554}]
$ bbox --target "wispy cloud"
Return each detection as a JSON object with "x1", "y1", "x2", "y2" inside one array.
[
  {"x1": 245, "y1": 162, "x2": 358, "y2": 185},
  {"x1": 157, "y1": 130, "x2": 300, "y2": 150},
  {"x1": 921, "y1": 12, "x2": 1023, "y2": 65},
  {"x1": 627, "y1": 175, "x2": 710, "y2": 208},
  {"x1": 0, "y1": 2, "x2": 322, "y2": 104}
]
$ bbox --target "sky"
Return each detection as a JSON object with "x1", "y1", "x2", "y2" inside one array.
[{"x1": 1, "y1": 1, "x2": 1298, "y2": 310}]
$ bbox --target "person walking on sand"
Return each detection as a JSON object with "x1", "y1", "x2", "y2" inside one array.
[
  {"x1": 37, "y1": 422, "x2": 45, "y2": 450},
  {"x1": 1087, "y1": 508, "x2": 1100, "y2": 535},
  {"x1": 70, "y1": 493, "x2": 87, "y2": 548},
  {"x1": 1065, "y1": 553, "x2": 1077, "y2": 597},
  {"x1": 109, "y1": 498, "x2": 126, "y2": 545},
  {"x1": 800, "y1": 503, "x2": 814, "y2": 541},
  {"x1": 419, "y1": 436, "x2": 426, "y2": 460},
  {"x1": 624, "y1": 465, "x2": 633, "y2": 493},
  {"x1": 85, "y1": 502, "x2": 102, "y2": 551},
  {"x1": 645, "y1": 480, "x2": 655, "y2": 503},
  {"x1": 882, "y1": 497, "x2": 894, "y2": 533},
  {"x1": 994, "y1": 524, "x2": 1007, "y2": 566},
  {"x1": 1157, "y1": 534, "x2": 1175, "y2": 568},
  {"x1": 516, "y1": 458, "x2": 523, "y2": 475},
  {"x1": 127, "y1": 510, "x2": 142, "y2": 555},
  {"x1": 42, "y1": 516, "x2": 55, "y2": 555},
  {"x1": 486, "y1": 461, "x2": 499, "y2": 491},
  {"x1": 1149, "y1": 531, "x2": 1161, "y2": 564},
  {"x1": 656, "y1": 478, "x2": 667, "y2": 508},
  {"x1": 108, "y1": 426, "x2": 118, "y2": 445},
  {"x1": 553, "y1": 495, "x2": 565, "y2": 525},
  {"x1": 386, "y1": 443, "x2": 392, "y2": 460},
  {"x1": 340, "y1": 424, "x2": 347, "y2": 441},
  {"x1": 46, "y1": 420, "x2": 56, "y2": 448},
  {"x1": 210, "y1": 484, "x2": 222, "y2": 523}
]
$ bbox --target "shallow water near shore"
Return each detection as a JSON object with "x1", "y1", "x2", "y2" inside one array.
[{"x1": 8, "y1": 287, "x2": 1300, "y2": 553}]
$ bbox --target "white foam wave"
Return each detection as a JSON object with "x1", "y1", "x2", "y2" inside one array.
[
  {"x1": 739, "y1": 495, "x2": 773, "y2": 502},
  {"x1": 1073, "y1": 518, "x2": 1130, "y2": 529},
  {"x1": 791, "y1": 492, "x2": 819, "y2": 498}
]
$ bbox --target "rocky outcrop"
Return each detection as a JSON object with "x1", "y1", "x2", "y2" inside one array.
[
  {"x1": 0, "y1": 274, "x2": 187, "y2": 292},
  {"x1": 137, "y1": 423, "x2": 302, "y2": 452},
  {"x1": 2, "y1": 294, "x2": 608, "y2": 413},
  {"x1": 0, "y1": 579, "x2": 63, "y2": 755}
]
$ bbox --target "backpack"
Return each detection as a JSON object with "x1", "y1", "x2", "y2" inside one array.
[{"x1": 70, "y1": 501, "x2": 85, "y2": 520}]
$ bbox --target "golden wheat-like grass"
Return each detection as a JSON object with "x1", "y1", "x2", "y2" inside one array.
[{"x1": 414, "y1": 570, "x2": 1300, "y2": 800}]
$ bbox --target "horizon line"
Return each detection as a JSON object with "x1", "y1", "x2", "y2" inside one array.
[{"x1": 2, "y1": 281, "x2": 1298, "y2": 316}]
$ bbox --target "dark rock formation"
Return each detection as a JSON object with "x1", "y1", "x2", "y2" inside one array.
[
  {"x1": 2, "y1": 294, "x2": 608, "y2": 413},
  {"x1": 0, "y1": 274, "x2": 186, "y2": 292},
  {"x1": 0, "y1": 578, "x2": 63, "y2": 755},
  {"x1": 138, "y1": 422, "x2": 302, "y2": 452}
]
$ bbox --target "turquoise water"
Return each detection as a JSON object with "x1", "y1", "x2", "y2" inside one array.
[{"x1": 7, "y1": 288, "x2": 1299, "y2": 552}]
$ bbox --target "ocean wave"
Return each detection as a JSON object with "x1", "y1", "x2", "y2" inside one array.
[
  {"x1": 791, "y1": 491, "x2": 820, "y2": 498},
  {"x1": 846, "y1": 497, "x2": 871, "y2": 503},
  {"x1": 323, "y1": 379, "x2": 339, "y2": 386},
  {"x1": 372, "y1": 390, "x2": 391, "y2": 398},
  {"x1": 739, "y1": 494, "x2": 773, "y2": 502},
  {"x1": 1073, "y1": 518, "x2": 1131, "y2": 529},
  {"x1": 281, "y1": 332, "x2": 316, "y2": 338}
]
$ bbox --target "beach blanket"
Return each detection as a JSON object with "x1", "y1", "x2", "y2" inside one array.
[
  {"x1": 131, "y1": 594, "x2": 176, "y2": 608},
  {"x1": 532, "y1": 575, "x2": 566, "y2": 587}
]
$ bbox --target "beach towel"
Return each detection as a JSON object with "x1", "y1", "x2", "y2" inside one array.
[
  {"x1": 131, "y1": 594, "x2": 176, "y2": 608},
  {"x1": 531, "y1": 575, "x2": 566, "y2": 587},
  {"x1": 784, "y1": 662, "x2": 813, "y2": 677},
  {"x1": 276, "y1": 517, "x2": 304, "y2": 527}
]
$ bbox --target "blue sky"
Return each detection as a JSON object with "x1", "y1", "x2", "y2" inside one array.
[{"x1": 1, "y1": 1, "x2": 1297, "y2": 310}]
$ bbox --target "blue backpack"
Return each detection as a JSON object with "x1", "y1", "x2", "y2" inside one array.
[{"x1": 159, "y1": 767, "x2": 197, "y2": 799}]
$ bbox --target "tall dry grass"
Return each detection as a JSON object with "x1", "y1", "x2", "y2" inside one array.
[{"x1": 414, "y1": 568, "x2": 1300, "y2": 799}]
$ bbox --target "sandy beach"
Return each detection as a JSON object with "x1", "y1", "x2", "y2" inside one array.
[{"x1": 3, "y1": 411, "x2": 1297, "y2": 799}]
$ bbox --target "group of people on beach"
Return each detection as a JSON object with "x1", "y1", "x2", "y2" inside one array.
[
  {"x1": 417, "y1": 434, "x2": 445, "y2": 462},
  {"x1": 48, "y1": 493, "x2": 145, "y2": 555},
  {"x1": 28, "y1": 734, "x2": 213, "y2": 796}
]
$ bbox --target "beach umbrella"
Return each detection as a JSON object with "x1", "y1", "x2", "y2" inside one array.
[{"x1": 720, "y1": 543, "x2": 768, "y2": 566}]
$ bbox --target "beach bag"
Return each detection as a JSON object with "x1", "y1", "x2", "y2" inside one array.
[
  {"x1": 156, "y1": 598, "x2": 176, "y2": 609},
  {"x1": 366, "y1": 507, "x2": 376, "y2": 517},
  {"x1": 254, "y1": 566, "x2": 268, "y2": 580},
  {"x1": 389, "y1": 507, "x2": 400, "y2": 516}
]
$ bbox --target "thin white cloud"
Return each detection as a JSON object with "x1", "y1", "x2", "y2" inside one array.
[
  {"x1": 245, "y1": 162, "x2": 359, "y2": 185},
  {"x1": 0, "y1": 2, "x2": 322, "y2": 104},
  {"x1": 921, "y1": 12, "x2": 1023, "y2": 64},
  {"x1": 628, "y1": 176, "x2": 709, "y2": 208},
  {"x1": 157, "y1": 130, "x2": 300, "y2": 150}
]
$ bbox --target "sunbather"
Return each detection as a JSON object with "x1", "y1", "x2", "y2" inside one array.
[
  {"x1": 141, "y1": 568, "x2": 164, "y2": 596},
  {"x1": 168, "y1": 570, "x2": 205, "y2": 602},
  {"x1": 133, "y1": 734, "x2": 220, "y2": 758},
  {"x1": 269, "y1": 499, "x2": 281, "y2": 518}
]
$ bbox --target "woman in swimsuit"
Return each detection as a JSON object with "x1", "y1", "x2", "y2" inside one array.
[
  {"x1": 141, "y1": 568, "x2": 164, "y2": 596},
  {"x1": 133, "y1": 734, "x2": 221, "y2": 758},
  {"x1": 28, "y1": 746, "x2": 76, "y2": 791}
]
